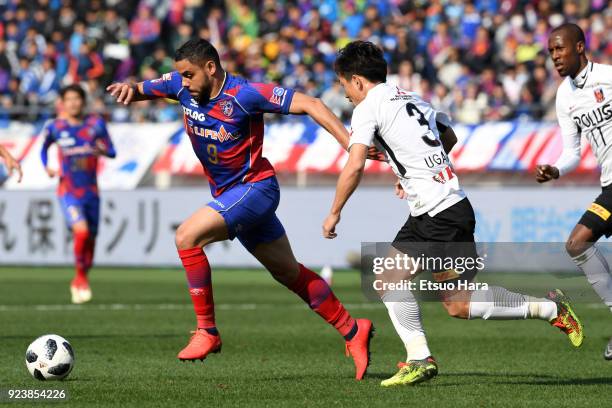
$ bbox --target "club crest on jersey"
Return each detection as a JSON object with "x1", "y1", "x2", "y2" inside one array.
[
  {"x1": 220, "y1": 100, "x2": 234, "y2": 117},
  {"x1": 594, "y1": 87, "x2": 605, "y2": 103},
  {"x1": 269, "y1": 87, "x2": 287, "y2": 105}
]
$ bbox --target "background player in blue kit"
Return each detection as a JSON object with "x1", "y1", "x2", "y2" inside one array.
[
  {"x1": 106, "y1": 38, "x2": 375, "y2": 380},
  {"x1": 41, "y1": 84, "x2": 116, "y2": 304}
]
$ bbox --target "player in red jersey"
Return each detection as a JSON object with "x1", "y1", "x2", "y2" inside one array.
[
  {"x1": 0, "y1": 145, "x2": 22, "y2": 182},
  {"x1": 41, "y1": 84, "x2": 116, "y2": 304},
  {"x1": 106, "y1": 38, "x2": 374, "y2": 379}
]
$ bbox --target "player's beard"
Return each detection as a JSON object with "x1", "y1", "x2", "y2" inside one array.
[{"x1": 196, "y1": 88, "x2": 212, "y2": 105}]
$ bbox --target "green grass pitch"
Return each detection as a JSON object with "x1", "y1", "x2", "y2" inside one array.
[{"x1": 0, "y1": 267, "x2": 611, "y2": 407}]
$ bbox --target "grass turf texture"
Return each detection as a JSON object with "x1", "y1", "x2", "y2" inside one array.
[{"x1": 0, "y1": 267, "x2": 611, "y2": 407}]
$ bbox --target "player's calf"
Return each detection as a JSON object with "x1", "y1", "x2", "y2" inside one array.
[{"x1": 468, "y1": 286, "x2": 557, "y2": 321}]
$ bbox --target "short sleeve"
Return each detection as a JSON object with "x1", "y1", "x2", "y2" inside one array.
[
  {"x1": 142, "y1": 71, "x2": 183, "y2": 100},
  {"x1": 435, "y1": 111, "x2": 452, "y2": 132},
  {"x1": 236, "y1": 82, "x2": 295, "y2": 115},
  {"x1": 348, "y1": 101, "x2": 377, "y2": 149}
]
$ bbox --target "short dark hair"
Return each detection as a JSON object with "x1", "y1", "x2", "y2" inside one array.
[
  {"x1": 175, "y1": 38, "x2": 221, "y2": 66},
  {"x1": 551, "y1": 23, "x2": 586, "y2": 45},
  {"x1": 334, "y1": 41, "x2": 387, "y2": 83},
  {"x1": 60, "y1": 84, "x2": 86, "y2": 100}
]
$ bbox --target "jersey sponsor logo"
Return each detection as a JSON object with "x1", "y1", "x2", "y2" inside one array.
[
  {"x1": 572, "y1": 103, "x2": 612, "y2": 130},
  {"x1": 269, "y1": 86, "x2": 287, "y2": 105},
  {"x1": 188, "y1": 124, "x2": 239, "y2": 142},
  {"x1": 57, "y1": 137, "x2": 76, "y2": 147},
  {"x1": 432, "y1": 166, "x2": 455, "y2": 184},
  {"x1": 182, "y1": 106, "x2": 206, "y2": 122},
  {"x1": 395, "y1": 86, "x2": 409, "y2": 96},
  {"x1": 62, "y1": 145, "x2": 95, "y2": 156},
  {"x1": 220, "y1": 100, "x2": 234, "y2": 117},
  {"x1": 587, "y1": 202, "x2": 611, "y2": 221},
  {"x1": 189, "y1": 99, "x2": 198, "y2": 108},
  {"x1": 595, "y1": 87, "x2": 605, "y2": 103}
]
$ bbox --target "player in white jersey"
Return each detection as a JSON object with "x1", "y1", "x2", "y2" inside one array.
[
  {"x1": 324, "y1": 41, "x2": 584, "y2": 386},
  {"x1": 536, "y1": 23, "x2": 612, "y2": 360}
]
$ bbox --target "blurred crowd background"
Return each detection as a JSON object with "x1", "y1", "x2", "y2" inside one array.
[{"x1": 0, "y1": 0, "x2": 610, "y2": 125}]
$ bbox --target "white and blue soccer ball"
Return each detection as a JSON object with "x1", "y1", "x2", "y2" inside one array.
[{"x1": 25, "y1": 334, "x2": 75, "y2": 381}]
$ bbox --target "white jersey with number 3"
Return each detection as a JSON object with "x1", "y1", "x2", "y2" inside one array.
[
  {"x1": 348, "y1": 83, "x2": 465, "y2": 216},
  {"x1": 555, "y1": 62, "x2": 612, "y2": 186}
]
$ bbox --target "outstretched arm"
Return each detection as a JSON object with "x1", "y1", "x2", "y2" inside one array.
[
  {"x1": 106, "y1": 82, "x2": 158, "y2": 105},
  {"x1": 322, "y1": 144, "x2": 368, "y2": 239},
  {"x1": 289, "y1": 92, "x2": 350, "y2": 150},
  {"x1": 0, "y1": 145, "x2": 22, "y2": 182},
  {"x1": 289, "y1": 92, "x2": 385, "y2": 160}
]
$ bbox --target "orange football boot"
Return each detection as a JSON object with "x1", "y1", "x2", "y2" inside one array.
[
  {"x1": 177, "y1": 330, "x2": 222, "y2": 361},
  {"x1": 345, "y1": 319, "x2": 374, "y2": 380}
]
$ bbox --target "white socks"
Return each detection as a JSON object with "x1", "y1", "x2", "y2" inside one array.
[
  {"x1": 382, "y1": 291, "x2": 431, "y2": 361},
  {"x1": 572, "y1": 245, "x2": 612, "y2": 312},
  {"x1": 469, "y1": 286, "x2": 557, "y2": 321}
]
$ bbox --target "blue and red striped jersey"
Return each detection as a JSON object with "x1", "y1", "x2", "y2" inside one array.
[
  {"x1": 40, "y1": 115, "x2": 116, "y2": 198},
  {"x1": 142, "y1": 72, "x2": 295, "y2": 197}
]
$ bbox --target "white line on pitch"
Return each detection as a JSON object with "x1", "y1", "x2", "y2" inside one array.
[
  {"x1": 0, "y1": 302, "x2": 606, "y2": 312},
  {"x1": 0, "y1": 303, "x2": 386, "y2": 312}
]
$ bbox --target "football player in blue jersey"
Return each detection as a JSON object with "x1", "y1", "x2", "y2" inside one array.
[
  {"x1": 41, "y1": 84, "x2": 116, "y2": 304},
  {"x1": 106, "y1": 38, "x2": 375, "y2": 379}
]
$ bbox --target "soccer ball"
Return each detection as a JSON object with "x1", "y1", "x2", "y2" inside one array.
[{"x1": 25, "y1": 334, "x2": 75, "y2": 381}]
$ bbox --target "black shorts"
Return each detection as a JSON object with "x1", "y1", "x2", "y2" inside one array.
[
  {"x1": 392, "y1": 197, "x2": 478, "y2": 284},
  {"x1": 578, "y1": 185, "x2": 612, "y2": 238}
]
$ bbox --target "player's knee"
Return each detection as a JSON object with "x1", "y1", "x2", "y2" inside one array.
[
  {"x1": 565, "y1": 239, "x2": 589, "y2": 258},
  {"x1": 72, "y1": 221, "x2": 89, "y2": 235},
  {"x1": 175, "y1": 223, "x2": 196, "y2": 250},
  {"x1": 443, "y1": 301, "x2": 468, "y2": 319}
]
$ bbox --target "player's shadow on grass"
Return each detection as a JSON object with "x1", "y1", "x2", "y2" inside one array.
[
  {"x1": 446, "y1": 372, "x2": 612, "y2": 386},
  {"x1": 497, "y1": 377, "x2": 612, "y2": 386}
]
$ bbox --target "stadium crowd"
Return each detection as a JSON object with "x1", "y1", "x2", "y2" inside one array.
[{"x1": 0, "y1": 0, "x2": 610, "y2": 125}]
